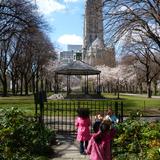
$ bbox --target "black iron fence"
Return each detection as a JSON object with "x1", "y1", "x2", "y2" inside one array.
[{"x1": 34, "y1": 92, "x2": 123, "y2": 134}]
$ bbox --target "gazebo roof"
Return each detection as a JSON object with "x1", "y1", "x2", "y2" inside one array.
[{"x1": 55, "y1": 60, "x2": 101, "y2": 75}]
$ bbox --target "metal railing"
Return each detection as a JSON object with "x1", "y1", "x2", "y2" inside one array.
[{"x1": 34, "y1": 92, "x2": 123, "y2": 134}]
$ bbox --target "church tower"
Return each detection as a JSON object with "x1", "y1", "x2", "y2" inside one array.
[
  {"x1": 83, "y1": 0, "x2": 104, "y2": 51},
  {"x1": 83, "y1": 0, "x2": 116, "y2": 67}
]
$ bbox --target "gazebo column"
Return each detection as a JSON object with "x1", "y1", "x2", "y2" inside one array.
[
  {"x1": 69, "y1": 75, "x2": 71, "y2": 94},
  {"x1": 98, "y1": 73, "x2": 101, "y2": 94},
  {"x1": 84, "y1": 75, "x2": 86, "y2": 94},
  {"x1": 84, "y1": 75, "x2": 89, "y2": 94},
  {"x1": 86, "y1": 74, "x2": 89, "y2": 94},
  {"x1": 67, "y1": 75, "x2": 71, "y2": 95},
  {"x1": 96, "y1": 74, "x2": 98, "y2": 94},
  {"x1": 97, "y1": 74, "x2": 101, "y2": 94},
  {"x1": 67, "y1": 75, "x2": 69, "y2": 95}
]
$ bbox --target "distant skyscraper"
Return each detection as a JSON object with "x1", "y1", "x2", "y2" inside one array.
[
  {"x1": 83, "y1": 0, "x2": 115, "y2": 67},
  {"x1": 67, "y1": 45, "x2": 82, "y2": 52}
]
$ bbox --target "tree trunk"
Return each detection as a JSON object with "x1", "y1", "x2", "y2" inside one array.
[
  {"x1": 29, "y1": 83, "x2": 32, "y2": 93},
  {"x1": 2, "y1": 75, "x2": 8, "y2": 96},
  {"x1": 111, "y1": 83, "x2": 113, "y2": 93},
  {"x1": 24, "y1": 75, "x2": 28, "y2": 95},
  {"x1": 11, "y1": 77, "x2": 16, "y2": 95},
  {"x1": 153, "y1": 80, "x2": 157, "y2": 96},
  {"x1": 117, "y1": 86, "x2": 120, "y2": 99},
  {"x1": 20, "y1": 74, "x2": 23, "y2": 95},
  {"x1": 114, "y1": 88, "x2": 117, "y2": 96},
  {"x1": 126, "y1": 84, "x2": 128, "y2": 92},
  {"x1": 40, "y1": 78, "x2": 43, "y2": 91},
  {"x1": 117, "y1": 80, "x2": 120, "y2": 99},
  {"x1": 36, "y1": 71, "x2": 39, "y2": 93},
  {"x1": 45, "y1": 79, "x2": 48, "y2": 92},
  {"x1": 16, "y1": 80, "x2": 19, "y2": 95},
  {"x1": 135, "y1": 85, "x2": 138, "y2": 93},
  {"x1": 132, "y1": 85, "x2": 135, "y2": 93},
  {"x1": 139, "y1": 83, "x2": 143, "y2": 94},
  {"x1": 50, "y1": 82, "x2": 52, "y2": 92},
  {"x1": 147, "y1": 82, "x2": 152, "y2": 98},
  {"x1": 32, "y1": 76, "x2": 35, "y2": 94}
]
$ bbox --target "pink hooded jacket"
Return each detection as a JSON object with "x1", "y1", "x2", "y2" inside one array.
[
  {"x1": 86, "y1": 128, "x2": 116, "y2": 160},
  {"x1": 75, "y1": 117, "x2": 91, "y2": 141}
]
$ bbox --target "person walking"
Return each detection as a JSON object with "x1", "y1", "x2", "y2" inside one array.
[
  {"x1": 86, "y1": 120, "x2": 116, "y2": 160},
  {"x1": 75, "y1": 108, "x2": 91, "y2": 154}
]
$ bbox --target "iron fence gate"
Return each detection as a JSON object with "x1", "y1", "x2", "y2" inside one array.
[{"x1": 34, "y1": 92, "x2": 123, "y2": 134}]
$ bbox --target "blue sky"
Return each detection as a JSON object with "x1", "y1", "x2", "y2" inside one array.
[{"x1": 34, "y1": 0, "x2": 84, "y2": 51}]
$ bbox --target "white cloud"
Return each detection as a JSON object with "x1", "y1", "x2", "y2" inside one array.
[
  {"x1": 119, "y1": 6, "x2": 128, "y2": 11},
  {"x1": 35, "y1": 0, "x2": 66, "y2": 15},
  {"x1": 58, "y1": 34, "x2": 83, "y2": 45},
  {"x1": 64, "y1": 0, "x2": 80, "y2": 2}
]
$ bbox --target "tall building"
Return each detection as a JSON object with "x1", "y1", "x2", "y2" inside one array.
[
  {"x1": 59, "y1": 45, "x2": 82, "y2": 64},
  {"x1": 83, "y1": 0, "x2": 115, "y2": 67}
]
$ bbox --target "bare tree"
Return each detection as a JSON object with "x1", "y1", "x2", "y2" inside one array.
[
  {"x1": 15, "y1": 28, "x2": 56, "y2": 95},
  {"x1": 122, "y1": 34, "x2": 160, "y2": 98},
  {"x1": 0, "y1": 0, "x2": 55, "y2": 96},
  {"x1": 103, "y1": 0, "x2": 160, "y2": 48}
]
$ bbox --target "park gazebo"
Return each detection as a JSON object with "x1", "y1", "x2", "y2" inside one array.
[{"x1": 54, "y1": 60, "x2": 101, "y2": 96}]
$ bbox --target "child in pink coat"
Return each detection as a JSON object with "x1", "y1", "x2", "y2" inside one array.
[
  {"x1": 75, "y1": 108, "x2": 91, "y2": 154},
  {"x1": 86, "y1": 120, "x2": 116, "y2": 160}
]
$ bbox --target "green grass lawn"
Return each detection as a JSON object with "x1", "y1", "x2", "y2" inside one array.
[
  {"x1": 0, "y1": 93, "x2": 160, "y2": 116},
  {"x1": 0, "y1": 95, "x2": 35, "y2": 116},
  {"x1": 103, "y1": 93, "x2": 160, "y2": 115},
  {"x1": 103, "y1": 93, "x2": 160, "y2": 108}
]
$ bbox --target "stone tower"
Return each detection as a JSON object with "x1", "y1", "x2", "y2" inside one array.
[
  {"x1": 83, "y1": 0, "x2": 116, "y2": 67},
  {"x1": 83, "y1": 0, "x2": 104, "y2": 50}
]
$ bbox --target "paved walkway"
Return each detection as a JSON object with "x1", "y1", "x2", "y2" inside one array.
[
  {"x1": 121, "y1": 93, "x2": 160, "y2": 98},
  {"x1": 51, "y1": 134, "x2": 89, "y2": 160}
]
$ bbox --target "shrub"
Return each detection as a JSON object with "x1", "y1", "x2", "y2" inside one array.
[
  {"x1": 113, "y1": 115, "x2": 160, "y2": 160},
  {"x1": 0, "y1": 107, "x2": 54, "y2": 159}
]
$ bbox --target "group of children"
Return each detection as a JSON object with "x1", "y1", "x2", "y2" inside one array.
[{"x1": 75, "y1": 108, "x2": 118, "y2": 160}]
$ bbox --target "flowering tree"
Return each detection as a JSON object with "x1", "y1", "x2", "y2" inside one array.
[{"x1": 88, "y1": 65, "x2": 136, "y2": 98}]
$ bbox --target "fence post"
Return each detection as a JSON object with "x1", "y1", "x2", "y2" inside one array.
[
  {"x1": 120, "y1": 101, "x2": 123, "y2": 122},
  {"x1": 77, "y1": 101, "x2": 80, "y2": 108},
  {"x1": 34, "y1": 93, "x2": 38, "y2": 120},
  {"x1": 115, "y1": 101, "x2": 118, "y2": 117},
  {"x1": 39, "y1": 91, "x2": 44, "y2": 125}
]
